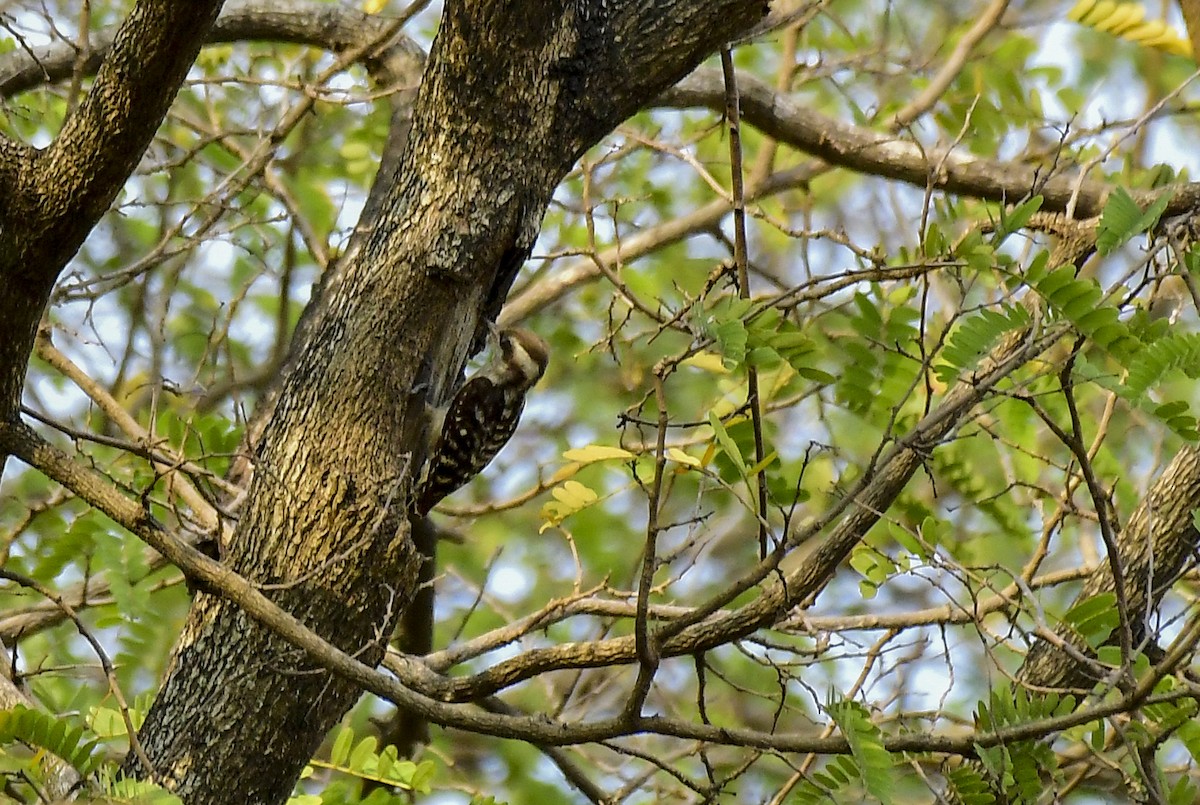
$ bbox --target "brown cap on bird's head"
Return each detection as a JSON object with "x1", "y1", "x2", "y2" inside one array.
[{"x1": 497, "y1": 327, "x2": 549, "y2": 389}]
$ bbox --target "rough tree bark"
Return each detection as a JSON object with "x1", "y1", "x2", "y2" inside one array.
[
  {"x1": 115, "y1": 2, "x2": 768, "y2": 802},
  {"x1": 1018, "y1": 445, "x2": 1200, "y2": 690}
]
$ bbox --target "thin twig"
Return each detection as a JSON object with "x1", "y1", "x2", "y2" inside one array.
[
  {"x1": 721, "y1": 48, "x2": 770, "y2": 560},
  {"x1": 1019, "y1": 383, "x2": 1135, "y2": 678},
  {"x1": 887, "y1": 0, "x2": 1010, "y2": 130},
  {"x1": 1059, "y1": 352, "x2": 1134, "y2": 671},
  {"x1": 34, "y1": 330, "x2": 227, "y2": 537},
  {"x1": 626, "y1": 370, "x2": 669, "y2": 721},
  {"x1": 0, "y1": 569, "x2": 156, "y2": 781}
]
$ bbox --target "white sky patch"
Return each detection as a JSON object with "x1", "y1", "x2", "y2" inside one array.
[{"x1": 488, "y1": 561, "x2": 533, "y2": 603}]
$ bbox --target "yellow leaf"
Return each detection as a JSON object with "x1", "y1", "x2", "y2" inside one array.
[
  {"x1": 1068, "y1": 0, "x2": 1098, "y2": 21},
  {"x1": 746, "y1": 451, "x2": 779, "y2": 478},
  {"x1": 546, "y1": 462, "x2": 583, "y2": 485},
  {"x1": 553, "y1": 480, "x2": 598, "y2": 506},
  {"x1": 363, "y1": 0, "x2": 388, "y2": 12},
  {"x1": 681, "y1": 351, "x2": 731, "y2": 374},
  {"x1": 1080, "y1": 0, "x2": 1117, "y2": 26},
  {"x1": 540, "y1": 481, "x2": 600, "y2": 530},
  {"x1": 538, "y1": 506, "x2": 565, "y2": 532},
  {"x1": 666, "y1": 448, "x2": 701, "y2": 467},
  {"x1": 1095, "y1": 3, "x2": 1142, "y2": 32},
  {"x1": 1136, "y1": 26, "x2": 1191, "y2": 53},
  {"x1": 755, "y1": 362, "x2": 797, "y2": 405},
  {"x1": 1125, "y1": 19, "x2": 1169, "y2": 40},
  {"x1": 562, "y1": 445, "x2": 635, "y2": 463}
]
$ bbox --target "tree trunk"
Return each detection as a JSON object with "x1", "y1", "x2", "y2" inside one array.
[
  {"x1": 0, "y1": 0, "x2": 225, "y2": 428},
  {"x1": 125, "y1": 2, "x2": 767, "y2": 801}
]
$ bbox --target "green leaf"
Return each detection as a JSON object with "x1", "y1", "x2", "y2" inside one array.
[
  {"x1": 1096, "y1": 187, "x2": 1170, "y2": 255},
  {"x1": 708, "y1": 412, "x2": 747, "y2": 477},
  {"x1": 1125, "y1": 333, "x2": 1200, "y2": 396},
  {"x1": 798, "y1": 366, "x2": 836, "y2": 384},
  {"x1": 711, "y1": 318, "x2": 748, "y2": 367},
  {"x1": 375, "y1": 745, "x2": 396, "y2": 781},
  {"x1": 922, "y1": 222, "x2": 944, "y2": 256},
  {"x1": 410, "y1": 760, "x2": 436, "y2": 793},
  {"x1": 330, "y1": 725, "x2": 354, "y2": 766},
  {"x1": 888, "y1": 522, "x2": 924, "y2": 557},
  {"x1": 0, "y1": 706, "x2": 100, "y2": 775},
  {"x1": 349, "y1": 735, "x2": 377, "y2": 771},
  {"x1": 745, "y1": 450, "x2": 779, "y2": 478},
  {"x1": 993, "y1": 195, "x2": 1043, "y2": 244},
  {"x1": 1022, "y1": 249, "x2": 1051, "y2": 285},
  {"x1": 1096, "y1": 188, "x2": 1143, "y2": 255},
  {"x1": 1062, "y1": 592, "x2": 1119, "y2": 648},
  {"x1": 937, "y1": 304, "x2": 1030, "y2": 382},
  {"x1": 827, "y1": 699, "x2": 894, "y2": 805},
  {"x1": 946, "y1": 764, "x2": 996, "y2": 805},
  {"x1": 1176, "y1": 718, "x2": 1200, "y2": 763},
  {"x1": 793, "y1": 756, "x2": 861, "y2": 805},
  {"x1": 1169, "y1": 776, "x2": 1200, "y2": 805},
  {"x1": 106, "y1": 776, "x2": 184, "y2": 803}
]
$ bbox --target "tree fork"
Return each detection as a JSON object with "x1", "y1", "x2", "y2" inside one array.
[{"x1": 125, "y1": 2, "x2": 767, "y2": 802}]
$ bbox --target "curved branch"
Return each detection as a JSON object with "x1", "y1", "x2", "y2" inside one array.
[
  {"x1": 886, "y1": 0, "x2": 1010, "y2": 129},
  {"x1": 0, "y1": 0, "x2": 419, "y2": 98},
  {"x1": 660, "y1": 68, "x2": 1200, "y2": 220},
  {"x1": 6, "y1": 415, "x2": 1184, "y2": 761},
  {"x1": 7, "y1": 0, "x2": 224, "y2": 275},
  {"x1": 501, "y1": 165, "x2": 813, "y2": 324}
]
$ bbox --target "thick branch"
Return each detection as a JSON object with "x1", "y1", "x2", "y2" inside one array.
[
  {"x1": 1018, "y1": 445, "x2": 1200, "y2": 690},
  {"x1": 6, "y1": 0, "x2": 225, "y2": 275},
  {"x1": 10, "y1": 419, "x2": 1197, "y2": 766},
  {"x1": 660, "y1": 68, "x2": 1200, "y2": 220},
  {"x1": 0, "y1": 0, "x2": 224, "y2": 423},
  {"x1": 0, "y1": 0, "x2": 420, "y2": 98}
]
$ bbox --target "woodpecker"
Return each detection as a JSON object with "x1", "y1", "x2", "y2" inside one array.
[{"x1": 415, "y1": 326, "x2": 549, "y2": 515}]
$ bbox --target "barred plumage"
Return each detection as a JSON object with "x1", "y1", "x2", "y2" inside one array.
[{"x1": 415, "y1": 327, "x2": 549, "y2": 515}]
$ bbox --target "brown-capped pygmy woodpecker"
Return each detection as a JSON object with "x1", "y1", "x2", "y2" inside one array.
[{"x1": 415, "y1": 327, "x2": 549, "y2": 514}]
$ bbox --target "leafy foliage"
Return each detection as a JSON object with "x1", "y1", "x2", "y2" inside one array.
[
  {"x1": 974, "y1": 687, "x2": 1077, "y2": 803},
  {"x1": 1123, "y1": 332, "x2": 1200, "y2": 395},
  {"x1": 1068, "y1": 1, "x2": 1191, "y2": 57},
  {"x1": 101, "y1": 776, "x2": 183, "y2": 803},
  {"x1": 790, "y1": 755, "x2": 866, "y2": 805},
  {"x1": 826, "y1": 700, "x2": 896, "y2": 805},
  {"x1": 1062, "y1": 592, "x2": 1120, "y2": 648},
  {"x1": 302, "y1": 726, "x2": 434, "y2": 800},
  {"x1": 944, "y1": 764, "x2": 995, "y2": 805},
  {"x1": 1095, "y1": 187, "x2": 1173, "y2": 256},
  {"x1": 0, "y1": 705, "x2": 99, "y2": 775},
  {"x1": 5, "y1": 0, "x2": 1200, "y2": 803},
  {"x1": 936, "y1": 303, "x2": 1031, "y2": 384}
]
